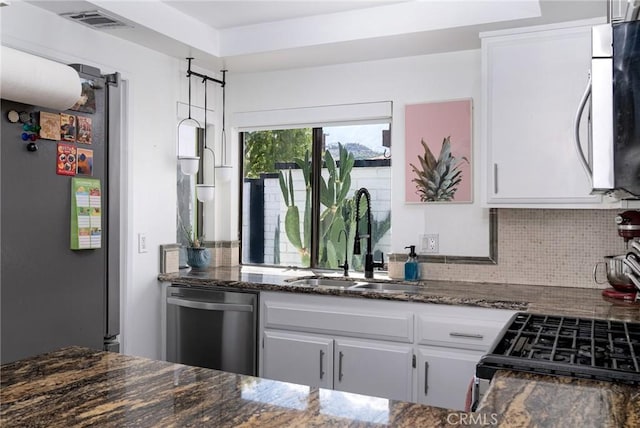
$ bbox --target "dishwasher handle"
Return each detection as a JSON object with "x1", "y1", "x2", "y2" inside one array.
[{"x1": 167, "y1": 297, "x2": 254, "y2": 313}]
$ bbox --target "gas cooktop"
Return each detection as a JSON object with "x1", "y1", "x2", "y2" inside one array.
[{"x1": 476, "y1": 313, "x2": 640, "y2": 385}]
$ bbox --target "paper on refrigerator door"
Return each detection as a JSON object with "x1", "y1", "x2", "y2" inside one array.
[{"x1": 70, "y1": 177, "x2": 102, "y2": 250}]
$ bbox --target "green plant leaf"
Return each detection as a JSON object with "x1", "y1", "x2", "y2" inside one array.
[
  {"x1": 319, "y1": 176, "x2": 331, "y2": 207},
  {"x1": 303, "y1": 187, "x2": 311, "y2": 249},
  {"x1": 327, "y1": 176, "x2": 335, "y2": 207},
  {"x1": 278, "y1": 171, "x2": 289, "y2": 206},
  {"x1": 288, "y1": 169, "x2": 295, "y2": 207},
  {"x1": 326, "y1": 240, "x2": 337, "y2": 268},
  {"x1": 338, "y1": 174, "x2": 351, "y2": 202},
  {"x1": 329, "y1": 216, "x2": 347, "y2": 262},
  {"x1": 344, "y1": 154, "x2": 355, "y2": 180},
  {"x1": 339, "y1": 143, "x2": 347, "y2": 179},
  {"x1": 320, "y1": 209, "x2": 335, "y2": 239},
  {"x1": 284, "y1": 206, "x2": 302, "y2": 250},
  {"x1": 325, "y1": 150, "x2": 336, "y2": 178}
]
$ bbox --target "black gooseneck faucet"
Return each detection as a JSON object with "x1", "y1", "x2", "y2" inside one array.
[{"x1": 353, "y1": 187, "x2": 384, "y2": 279}]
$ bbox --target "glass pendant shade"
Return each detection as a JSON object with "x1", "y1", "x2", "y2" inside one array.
[
  {"x1": 216, "y1": 166, "x2": 233, "y2": 183},
  {"x1": 195, "y1": 184, "x2": 215, "y2": 202},
  {"x1": 179, "y1": 156, "x2": 200, "y2": 175}
]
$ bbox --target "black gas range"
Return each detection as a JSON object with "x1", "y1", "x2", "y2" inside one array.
[{"x1": 473, "y1": 312, "x2": 640, "y2": 409}]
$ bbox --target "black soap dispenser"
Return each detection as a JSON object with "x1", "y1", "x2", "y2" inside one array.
[{"x1": 404, "y1": 245, "x2": 419, "y2": 281}]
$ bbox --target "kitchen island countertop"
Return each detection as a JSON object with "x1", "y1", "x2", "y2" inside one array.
[
  {"x1": 476, "y1": 370, "x2": 640, "y2": 427},
  {"x1": 2, "y1": 347, "x2": 638, "y2": 427},
  {"x1": 0, "y1": 346, "x2": 454, "y2": 427},
  {"x1": 159, "y1": 267, "x2": 640, "y2": 322}
]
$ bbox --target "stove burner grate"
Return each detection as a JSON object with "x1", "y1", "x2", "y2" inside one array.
[{"x1": 477, "y1": 313, "x2": 640, "y2": 385}]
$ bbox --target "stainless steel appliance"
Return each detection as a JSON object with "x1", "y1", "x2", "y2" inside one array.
[
  {"x1": 598, "y1": 210, "x2": 640, "y2": 301},
  {"x1": 574, "y1": 8, "x2": 640, "y2": 197},
  {"x1": 472, "y1": 312, "x2": 640, "y2": 410},
  {"x1": 1, "y1": 64, "x2": 121, "y2": 363},
  {"x1": 166, "y1": 285, "x2": 258, "y2": 375}
]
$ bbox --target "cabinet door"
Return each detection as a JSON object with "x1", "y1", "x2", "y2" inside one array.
[
  {"x1": 483, "y1": 24, "x2": 601, "y2": 205},
  {"x1": 334, "y1": 338, "x2": 413, "y2": 402},
  {"x1": 262, "y1": 330, "x2": 333, "y2": 389},
  {"x1": 416, "y1": 347, "x2": 484, "y2": 411}
]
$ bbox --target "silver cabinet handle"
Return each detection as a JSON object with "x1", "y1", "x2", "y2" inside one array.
[
  {"x1": 493, "y1": 163, "x2": 498, "y2": 194},
  {"x1": 424, "y1": 361, "x2": 429, "y2": 395},
  {"x1": 167, "y1": 297, "x2": 254, "y2": 312},
  {"x1": 319, "y1": 349, "x2": 325, "y2": 380},
  {"x1": 338, "y1": 351, "x2": 344, "y2": 382},
  {"x1": 573, "y1": 75, "x2": 593, "y2": 180},
  {"x1": 449, "y1": 332, "x2": 484, "y2": 340}
]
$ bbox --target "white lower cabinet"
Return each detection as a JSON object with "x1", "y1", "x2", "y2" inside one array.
[
  {"x1": 416, "y1": 347, "x2": 484, "y2": 410},
  {"x1": 262, "y1": 330, "x2": 333, "y2": 389},
  {"x1": 262, "y1": 330, "x2": 413, "y2": 401},
  {"x1": 259, "y1": 291, "x2": 515, "y2": 409},
  {"x1": 334, "y1": 338, "x2": 413, "y2": 401}
]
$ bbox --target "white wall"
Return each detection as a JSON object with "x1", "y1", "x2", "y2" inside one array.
[
  {"x1": 228, "y1": 50, "x2": 490, "y2": 257},
  {"x1": 1, "y1": 2, "x2": 219, "y2": 360},
  {"x1": 1, "y1": 3, "x2": 488, "y2": 360}
]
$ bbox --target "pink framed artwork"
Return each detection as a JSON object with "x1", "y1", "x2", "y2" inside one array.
[{"x1": 405, "y1": 99, "x2": 472, "y2": 203}]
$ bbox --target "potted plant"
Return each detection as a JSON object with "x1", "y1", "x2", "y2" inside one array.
[{"x1": 180, "y1": 222, "x2": 211, "y2": 270}]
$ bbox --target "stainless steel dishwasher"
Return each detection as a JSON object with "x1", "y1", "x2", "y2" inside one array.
[{"x1": 166, "y1": 285, "x2": 258, "y2": 375}]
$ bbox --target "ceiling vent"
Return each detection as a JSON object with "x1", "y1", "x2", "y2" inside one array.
[{"x1": 59, "y1": 10, "x2": 130, "y2": 29}]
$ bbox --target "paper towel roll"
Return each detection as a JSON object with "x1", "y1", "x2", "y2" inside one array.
[{"x1": 1, "y1": 46, "x2": 81, "y2": 110}]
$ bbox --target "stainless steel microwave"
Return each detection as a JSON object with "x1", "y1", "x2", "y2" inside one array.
[{"x1": 574, "y1": 18, "x2": 640, "y2": 197}]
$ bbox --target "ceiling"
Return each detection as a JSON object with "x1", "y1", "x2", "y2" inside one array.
[{"x1": 24, "y1": 1, "x2": 606, "y2": 72}]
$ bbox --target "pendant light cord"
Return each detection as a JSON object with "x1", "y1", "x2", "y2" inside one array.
[
  {"x1": 221, "y1": 70, "x2": 227, "y2": 166},
  {"x1": 203, "y1": 77, "x2": 215, "y2": 187},
  {"x1": 187, "y1": 58, "x2": 193, "y2": 119},
  {"x1": 203, "y1": 78, "x2": 206, "y2": 147}
]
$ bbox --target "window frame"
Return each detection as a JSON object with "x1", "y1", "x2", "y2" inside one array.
[{"x1": 239, "y1": 123, "x2": 391, "y2": 270}]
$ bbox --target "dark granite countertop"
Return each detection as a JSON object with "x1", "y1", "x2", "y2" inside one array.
[
  {"x1": 158, "y1": 266, "x2": 640, "y2": 322},
  {"x1": 2, "y1": 347, "x2": 638, "y2": 427},
  {"x1": 476, "y1": 370, "x2": 640, "y2": 427},
  {"x1": 0, "y1": 347, "x2": 454, "y2": 427}
]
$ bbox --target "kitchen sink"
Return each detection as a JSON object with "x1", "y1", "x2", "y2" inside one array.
[
  {"x1": 347, "y1": 282, "x2": 421, "y2": 293},
  {"x1": 287, "y1": 278, "x2": 367, "y2": 290},
  {"x1": 287, "y1": 277, "x2": 421, "y2": 294}
]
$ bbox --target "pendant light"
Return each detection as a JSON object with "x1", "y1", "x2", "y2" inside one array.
[
  {"x1": 180, "y1": 58, "x2": 227, "y2": 201},
  {"x1": 196, "y1": 78, "x2": 215, "y2": 202},
  {"x1": 177, "y1": 66, "x2": 200, "y2": 175}
]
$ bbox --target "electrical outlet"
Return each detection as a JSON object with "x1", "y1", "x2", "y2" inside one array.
[
  {"x1": 424, "y1": 233, "x2": 439, "y2": 254},
  {"x1": 138, "y1": 233, "x2": 148, "y2": 253}
]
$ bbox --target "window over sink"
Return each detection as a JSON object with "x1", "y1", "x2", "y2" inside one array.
[{"x1": 240, "y1": 122, "x2": 391, "y2": 271}]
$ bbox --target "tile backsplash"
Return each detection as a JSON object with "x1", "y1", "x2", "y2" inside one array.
[
  {"x1": 390, "y1": 209, "x2": 627, "y2": 289},
  {"x1": 204, "y1": 241, "x2": 240, "y2": 267}
]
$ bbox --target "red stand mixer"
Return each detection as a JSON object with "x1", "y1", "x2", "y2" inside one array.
[{"x1": 597, "y1": 211, "x2": 640, "y2": 301}]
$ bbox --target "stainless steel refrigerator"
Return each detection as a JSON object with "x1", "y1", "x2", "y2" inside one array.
[{"x1": 1, "y1": 64, "x2": 121, "y2": 363}]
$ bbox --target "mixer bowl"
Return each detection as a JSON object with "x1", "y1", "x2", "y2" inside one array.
[{"x1": 596, "y1": 255, "x2": 637, "y2": 292}]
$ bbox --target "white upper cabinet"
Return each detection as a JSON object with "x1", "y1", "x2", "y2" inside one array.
[{"x1": 481, "y1": 19, "x2": 614, "y2": 208}]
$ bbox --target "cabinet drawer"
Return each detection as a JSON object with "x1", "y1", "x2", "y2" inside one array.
[
  {"x1": 417, "y1": 314, "x2": 506, "y2": 351},
  {"x1": 264, "y1": 300, "x2": 413, "y2": 343}
]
